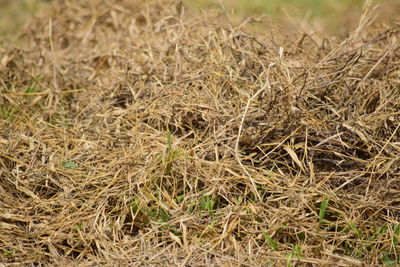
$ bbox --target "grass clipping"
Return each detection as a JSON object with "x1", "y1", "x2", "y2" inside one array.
[{"x1": 0, "y1": 0, "x2": 399, "y2": 265}]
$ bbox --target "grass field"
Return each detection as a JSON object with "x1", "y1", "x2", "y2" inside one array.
[
  {"x1": 1, "y1": 0, "x2": 399, "y2": 266},
  {"x1": 0, "y1": 0, "x2": 398, "y2": 39}
]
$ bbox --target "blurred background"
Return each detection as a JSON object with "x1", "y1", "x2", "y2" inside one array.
[
  {"x1": 0, "y1": 0, "x2": 398, "y2": 40},
  {"x1": 187, "y1": 0, "x2": 398, "y2": 34}
]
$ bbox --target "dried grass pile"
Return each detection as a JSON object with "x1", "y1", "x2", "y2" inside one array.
[{"x1": 0, "y1": 0, "x2": 399, "y2": 265}]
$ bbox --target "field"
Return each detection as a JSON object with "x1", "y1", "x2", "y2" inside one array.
[
  {"x1": 1, "y1": 0, "x2": 399, "y2": 266},
  {"x1": 0, "y1": 0, "x2": 399, "y2": 39}
]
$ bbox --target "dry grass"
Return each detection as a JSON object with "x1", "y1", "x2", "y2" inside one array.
[
  {"x1": 0, "y1": 0, "x2": 399, "y2": 265},
  {"x1": 0, "y1": 0, "x2": 50, "y2": 41}
]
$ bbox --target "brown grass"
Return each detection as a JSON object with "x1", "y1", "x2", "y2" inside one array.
[{"x1": 0, "y1": 0, "x2": 399, "y2": 265}]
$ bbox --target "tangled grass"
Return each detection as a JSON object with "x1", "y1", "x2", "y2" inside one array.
[{"x1": 0, "y1": 0, "x2": 399, "y2": 265}]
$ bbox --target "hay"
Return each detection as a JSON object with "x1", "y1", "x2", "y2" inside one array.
[{"x1": 0, "y1": 0, "x2": 399, "y2": 265}]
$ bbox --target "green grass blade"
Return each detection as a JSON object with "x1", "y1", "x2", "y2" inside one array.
[
  {"x1": 263, "y1": 233, "x2": 279, "y2": 250},
  {"x1": 319, "y1": 199, "x2": 329, "y2": 224}
]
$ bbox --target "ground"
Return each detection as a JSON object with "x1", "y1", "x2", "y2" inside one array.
[{"x1": 0, "y1": 0, "x2": 399, "y2": 266}]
